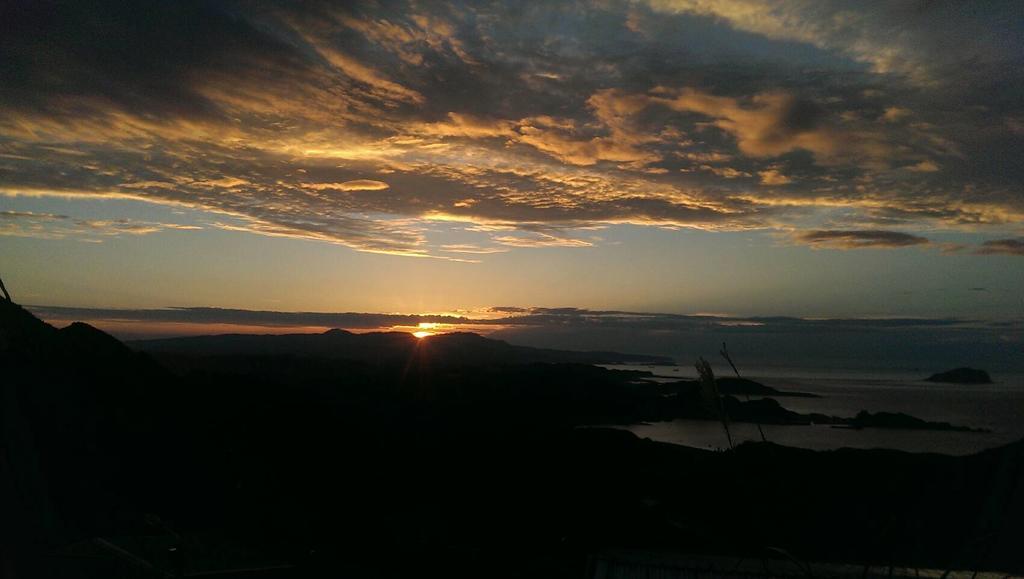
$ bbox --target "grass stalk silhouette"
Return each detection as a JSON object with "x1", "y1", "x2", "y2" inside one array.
[
  {"x1": 720, "y1": 342, "x2": 768, "y2": 443},
  {"x1": 695, "y1": 356, "x2": 733, "y2": 450}
]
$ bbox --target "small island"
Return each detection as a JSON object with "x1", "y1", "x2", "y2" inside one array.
[{"x1": 925, "y1": 367, "x2": 993, "y2": 384}]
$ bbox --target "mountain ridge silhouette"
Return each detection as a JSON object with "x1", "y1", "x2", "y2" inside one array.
[{"x1": 129, "y1": 328, "x2": 675, "y2": 366}]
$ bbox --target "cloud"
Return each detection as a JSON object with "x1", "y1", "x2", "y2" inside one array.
[
  {"x1": 292, "y1": 22, "x2": 425, "y2": 105},
  {"x1": 492, "y1": 233, "x2": 594, "y2": 248},
  {"x1": 758, "y1": 168, "x2": 792, "y2": 185},
  {"x1": 0, "y1": 0, "x2": 1021, "y2": 259},
  {"x1": 793, "y1": 229, "x2": 931, "y2": 249},
  {"x1": 639, "y1": 0, "x2": 1023, "y2": 86},
  {"x1": 975, "y1": 238, "x2": 1024, "y2": 256},
  {"x1": 649, "y1": 88, "x2": 896, "y2": 166},
  {"x1": 515, "y1": 125, "x2": 661, "y2": 166},
  {"x1": 0, "y1": 210, "x2": 67, "y2": 220},
  {"x1": 27, "y1": 305, "x2": 477, "y2": 330},
  {"x1": 303, "y1": 180, "x2": 391, "y2": 192},
  {"x1": 0, "y1": 210, "x2": 198, "y2": 240},
  {"x1": 904, "y1": 160, "x2": 940, "y2": 173},
  {"x1": 449, "y1": 95, "x2": 670, "y2": 167},
  {"x1": 75, "y1": 219, "x2": 201, "y2": 236},
  {"x1": 410, "y1": 112, "x2": 517, "y2": 138},
  {"x1": 26, "y1": 303, "x2": 989, "y2": 334},
  {"x1": 700, "y1": 165, "x2": 749, "y2": 179},
  {"x1": 440, "y1": 244, "x2": 508, "y2": 254},
  {"x1": 882, "y1": 107, "x2": 912, "y2": 123},
  {"x1": 489, "y1": 306, "x2": 529, "y2": 314},
  {"x1": 338, "y1": 11, "x2": 474, "y2": 66},
  {"x1": 677, "y1": 151, "x2": 733, "y2": 163}
]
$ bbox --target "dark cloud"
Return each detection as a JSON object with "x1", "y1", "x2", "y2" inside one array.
[
  {"x1": 27, "y1": 304, "x2": 984, "y2": 334},
  {"x1": 975, "y1": 238, "x2": 1024, "y2": 256},
  {"x1": 0, "y1": 0, "x2": 302, "y2": 121},
  {"x1": 1, "y1": 209, "x2": 197, "y2": 239},
  {"x1": 27, "y1": 305, "x2": 475, "y2": 330},
  {"x1": 776, "y1": 97, "x2": 825, "y2": 134},
  {"x1": 793, "y1": 229, "x2": 931, "y2": 249}
]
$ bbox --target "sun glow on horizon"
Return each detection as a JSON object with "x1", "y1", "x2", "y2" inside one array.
[{"x1": 413, "y1": 322, "x2": 441, "y2": 338}]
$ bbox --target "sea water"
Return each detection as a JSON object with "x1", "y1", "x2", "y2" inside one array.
[{"x1": 600, "y1": 364, "x2": 1024, "y2": 455}]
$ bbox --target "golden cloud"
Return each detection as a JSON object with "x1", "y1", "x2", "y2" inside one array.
[{"x1": 303, "y1": 180, "x2": 391, "y2": 191}]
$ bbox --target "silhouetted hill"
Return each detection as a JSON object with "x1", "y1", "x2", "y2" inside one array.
[
  {"x1": 925, "y1": 367, "x2": 993, "y2": 384},
  {"x1": 2, "y1": 299, "x2": 165, "y2": 377},
  {"x1": 3, "y1": 300, "x2": 124, "y2": 355},
  {"x1": 0, "y1": 298, "x2": 59, "y2": 352},
  {"x1": 58, "y1": 321, "x2": 135, "y2": 357},
  {"x1": 2, "y1": 299, "x2": 179, "y2": 555},
  {"x1": 130, "y1": 329, "x2": 674, "y2": 367}
]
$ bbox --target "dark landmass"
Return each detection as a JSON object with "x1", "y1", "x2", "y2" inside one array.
[
  {"x1": 609, "y1": 379, "x2": 978, "y2": 432},
  {"x1": 3, "y1": 300, "x2": 1020, "y2": 576},
  {"x1": 722, "y1": 397, "x2": 988, "y2": 432},
  {"x1": 716, "y1": 376, "x2": 818, "y2": 397},
  {"x1": 653, "y1": 376, "x2": 817, "y2": 398},
  {"x1": 131, "y1": 329, "x2": 675, "y2": 366},
  {"x1": 925, "y1": 367, "x2": 993, "y2": 384},
  {"x1": 843, "y1": 410, "x2": 986, "y2": 432}
]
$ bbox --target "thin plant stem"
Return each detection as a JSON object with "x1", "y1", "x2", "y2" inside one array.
[
  {"x1": 696, "y1": 357, "x2": 733, "y2": 450},
  {"x1": 720, "y1": 342, "x2": 767, "y2": 443}
]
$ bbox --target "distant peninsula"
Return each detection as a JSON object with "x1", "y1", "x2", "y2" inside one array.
[
  {"x1": 619, "y1": 377, "x2": 983, "y2": 433},
  {"x1": 924, "y1": 367, "x2": 993, "y2": 384},
  {"x1": 715, "y1": 376, "x2": 819, "y2": 398}
]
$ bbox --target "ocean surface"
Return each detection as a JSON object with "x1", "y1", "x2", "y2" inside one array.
[{"x1": 601, "y1": 364, "x2": 1024, "y2": 456}]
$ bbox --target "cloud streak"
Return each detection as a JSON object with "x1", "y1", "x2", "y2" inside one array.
[
  {"x1": 0, "y1": 210, "x2": 199, "y2": 240},
  {"x1": 975, "y1": 238, "x2": 1024, "y2": 256},
  {"x1": 793, "y1": 229, "x2": 931, "y2": 249}
]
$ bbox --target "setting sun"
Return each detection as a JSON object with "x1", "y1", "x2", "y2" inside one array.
[{"x1": 412, "y1": 322, "x2": 445, "y2": 338}]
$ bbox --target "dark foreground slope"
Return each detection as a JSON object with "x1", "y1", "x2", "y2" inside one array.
[{"x1": 3, "y1": 300, "x2": 1023, "y2": 577}]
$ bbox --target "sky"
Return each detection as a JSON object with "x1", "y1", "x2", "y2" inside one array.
[{"x1": 2, "y1": 0, "x2": 1023, "y2": 342}]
